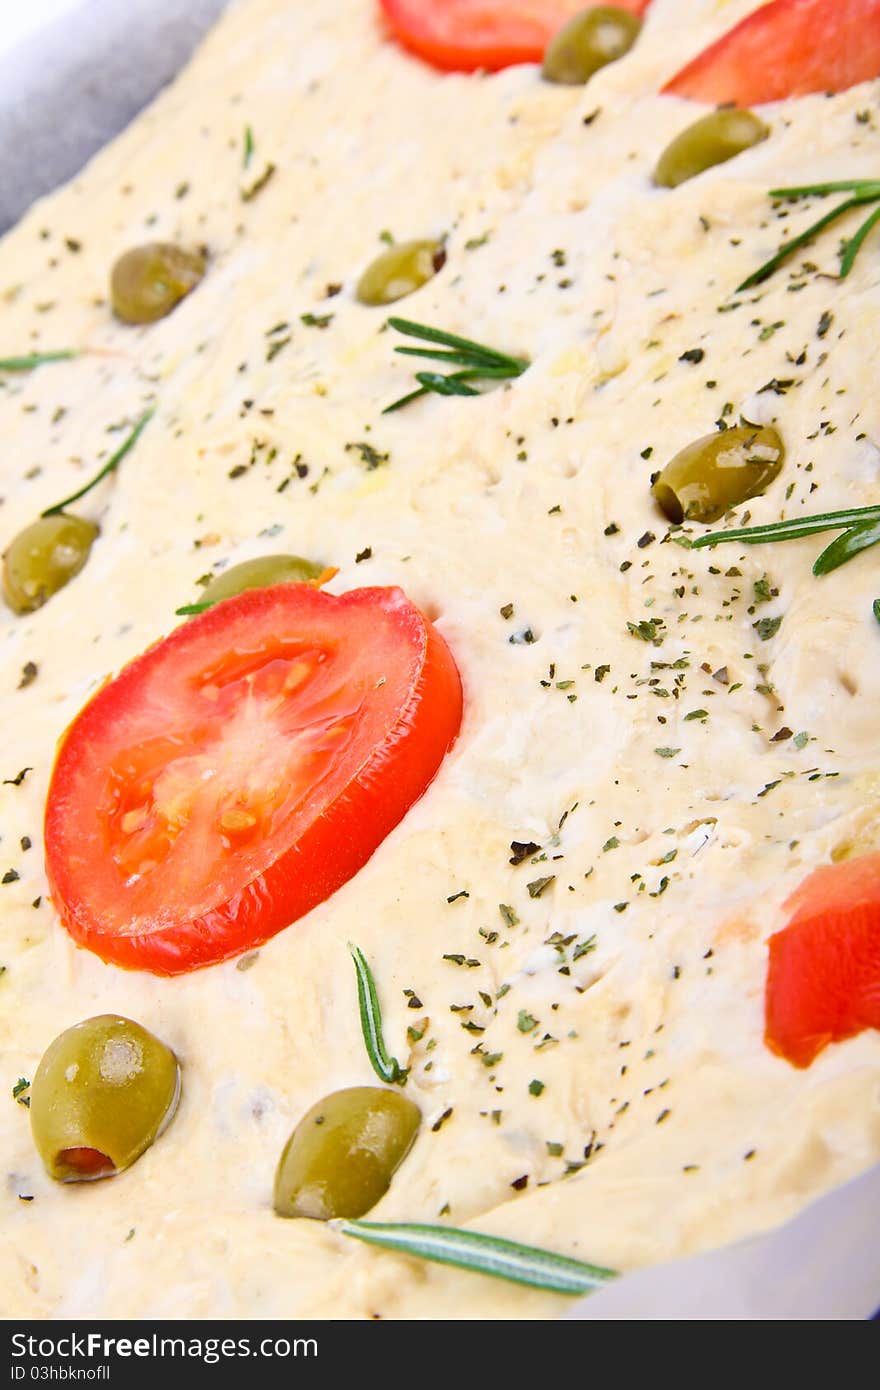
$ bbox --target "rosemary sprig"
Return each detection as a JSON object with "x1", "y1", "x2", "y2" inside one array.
[
  {"x1": 691, "y1": 504, "x2": 880, "y2": 547},
  {"x1": 737, "y1": 179, "x2": 880, "y2": 291},
  {"x1": 0, "y1": 350, "x2": 77, "y2": 372},
  {"x1": 334, "y1": 1219, "x2": 617, "y2": 1296},
  {"x1": 349, "y1": 944, "x2": 406, "y2": 1085},
  {"x1": 691, "y1": 503, "x2": 880, "y2": 577},
  {"x1": 383, "y1": 317, "x2": 529, "y2": 413},
  {"x1": 42, "y1": 408, "x2": 155, "y2": 517}
]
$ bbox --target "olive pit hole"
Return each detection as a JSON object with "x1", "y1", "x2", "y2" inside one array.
[
  {"x1": 653, "y1": 482, "x2": 683, "y2": 525},
  {"x1": 57, "y1": 1147, "x2": 115, "y2": 1180}
]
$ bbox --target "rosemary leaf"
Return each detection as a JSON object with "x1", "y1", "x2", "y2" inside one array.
[
  {"x1": 175, "y1": 602, "x2": 212, "y2": 616},
  {"x1": 692, "y1": 504, "x2": 880, "y2": 551},
  {"x1": 455, "y1": 365, "x2": 524, "y2": 381},
  {"x1": 349, "y1": 944, "x2": 405, "y2": 1085},
  {"x1": 736, "y1": 192, "x2": 878, "y2": 292},
  {"x1": 812, "y1": 518, "x2": 880, "y2": 575},
  {"x1": 840, "y1": 202, "x2": 880, "y2": 278},
  {"x1": 394, "y1": 346, "x2": 511, "y2": 367},
  {"x1": 334, "y1": 1219, "x2": 617, "y2": 1296},
  {"x1": 768, "y1": 179, "x2": 880, "y2": 200},
  {"x1": 873, "y1": 599, "x2": 880, "y2": 625},
  {"x1": 382, "y1": 385, "x2": 431, "y2": 414},
  {"x1": 387, "y1": 316, "x2": 528, "y2": 371},
  {"x1": 243, "y1": 124, "x2": 255, "y2": 170},
  {"x1": 0, "y1": 350, "x2": 77, "y2": 372},
  {"x1": 42, "y1": 408, "x2": 155, "y2": 517},
  {"x1": 414, "y1": 371, "x2": 481, "y2": 398}
]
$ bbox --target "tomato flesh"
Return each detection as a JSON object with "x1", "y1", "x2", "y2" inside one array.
[
  {"x1": 379, "y1": 0, "x2": 652, "y2": 73},
  {"x1": 664, "y1": 0, "x2": 880, "y2": 105},
  {"x1": 45, "y1": 585, "x2": 463, "y2": 975},
  {"x1": 765, "y1": 852, "x2": 880, "y2": 1067}
]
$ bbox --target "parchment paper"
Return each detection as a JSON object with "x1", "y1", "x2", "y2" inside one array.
[{"x1": 0, "y1": 0, "x2": 229, "y2": 231}]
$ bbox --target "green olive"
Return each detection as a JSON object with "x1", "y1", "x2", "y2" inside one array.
[
  {"x1": 355, "y1": 239, "x2": 446, "y2": 306},
  {"x1": 653, "y1": 109, "x2": 769, "y2": 189},
  {"x1": 2, "y1": 513, "x2": 99, "y2": 615},
  {"x1": 197, "y1": 554, "x2": 326, "y2": 608},
  {"x1": 274, "y1": 1086, "x2": 421, "y2": 1220},
  {"x1": 110, "y1": 243, "x2": 206, "y2": 324},
  {"x1": 30, "y1": 1016, "x2": 180, "y2": 1183},
  {"x1": 652, "y1": 424, "x2": 785, "y2": 525},
  {"x1": 542, "y1": 6, "x2": 641, "y2": 85}
]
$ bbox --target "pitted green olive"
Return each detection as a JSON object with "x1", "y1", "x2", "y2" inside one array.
[
  {"x1": 653, "y1": 109, "x2": 769, "y2": 188},
  {"x1": 30, "y1": 1015, "x2": 180, "y2": 1182},
  {"x1": 274, "y1": 1086, "x2": 421, "y2": 1220},
  {"x1": 2, "y1": 513, "x2": 99, "y2": 615},
  {"x1": 355, "y1": 239, "x2": 446, "y2": 306},
  {"x1": 542, "y1": 6, "x2": 641, "y2": 86},
  {"x1": 196, "y1": 555, "x2": 328, "y2": 608},
  {"x1": 652, "y1": 424, "x2": 785, "y2": 525},
  {"x1": 110, "y1": 243, "x2": 206, "y2": 324}
]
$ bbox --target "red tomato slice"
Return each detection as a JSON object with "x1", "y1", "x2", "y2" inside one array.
[
  {"x1": 44, "y1": 585, "x2": 463, "y2": 975},
  {"x1": 379, "y1": 0, "x2": 652, "y2": 73},
  {"x1": 664, "y1": 0, "x2": 880, "y2": 105},
  {"x1": 765, "y1": 852, "x2": 880, "y2": 1068}
]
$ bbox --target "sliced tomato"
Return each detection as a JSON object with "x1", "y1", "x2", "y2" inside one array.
[
  {"x1": 379, "y1": 0, "x2": 652, "y2": 73},
  {"x1": 664, "y1": 0, "x2": 880, "y2": 105},
  {"x1": 44, "y1": 585, "x2": 463, "y2": 975},
  {"x1": 765, "y1": 852, "x2": 880, "y2": 1068}
]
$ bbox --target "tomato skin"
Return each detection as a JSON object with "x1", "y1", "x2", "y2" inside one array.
[
  {"x1": 765, "y1": 853, "x2": 880, "y2": 1068},
  {"x1": 379, "y1": 0, "x2": 652, "y2": 74},
  {"x1": 45, "y1": 586, "x2": 463, "y2": 975},
  {"x1": 664, "y1": 0, "x2": 880, "y2": 105}
]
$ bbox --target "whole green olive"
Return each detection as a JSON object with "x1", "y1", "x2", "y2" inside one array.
[
  {"x1": 110, "y1": 243, "x2": 206, "y2": 324},
  {"x1": 274, "y1": 1086, "x2": 421, "y2": 1220},
  {"x1": 30, "y1": 1015, "x2": 180, "y2": 1182},
  {"x1": 653, "y1": 109, "x2": 769, "y2": 189},
  {"x1": 652, "y1": 424, "x2": 785, "y2": 525},
  {"x1": 355, "y1": 239, "x2": 446, "y2": 307},
  {"x1": 2, "y1": 513, "x2": 99, "y2": 615},
  {"x1": 195, "y1": 554, "x2": 328, "y2": 609},
  {"x1": 542, "y1": 6, "x2": 641, "y2": 86}
]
